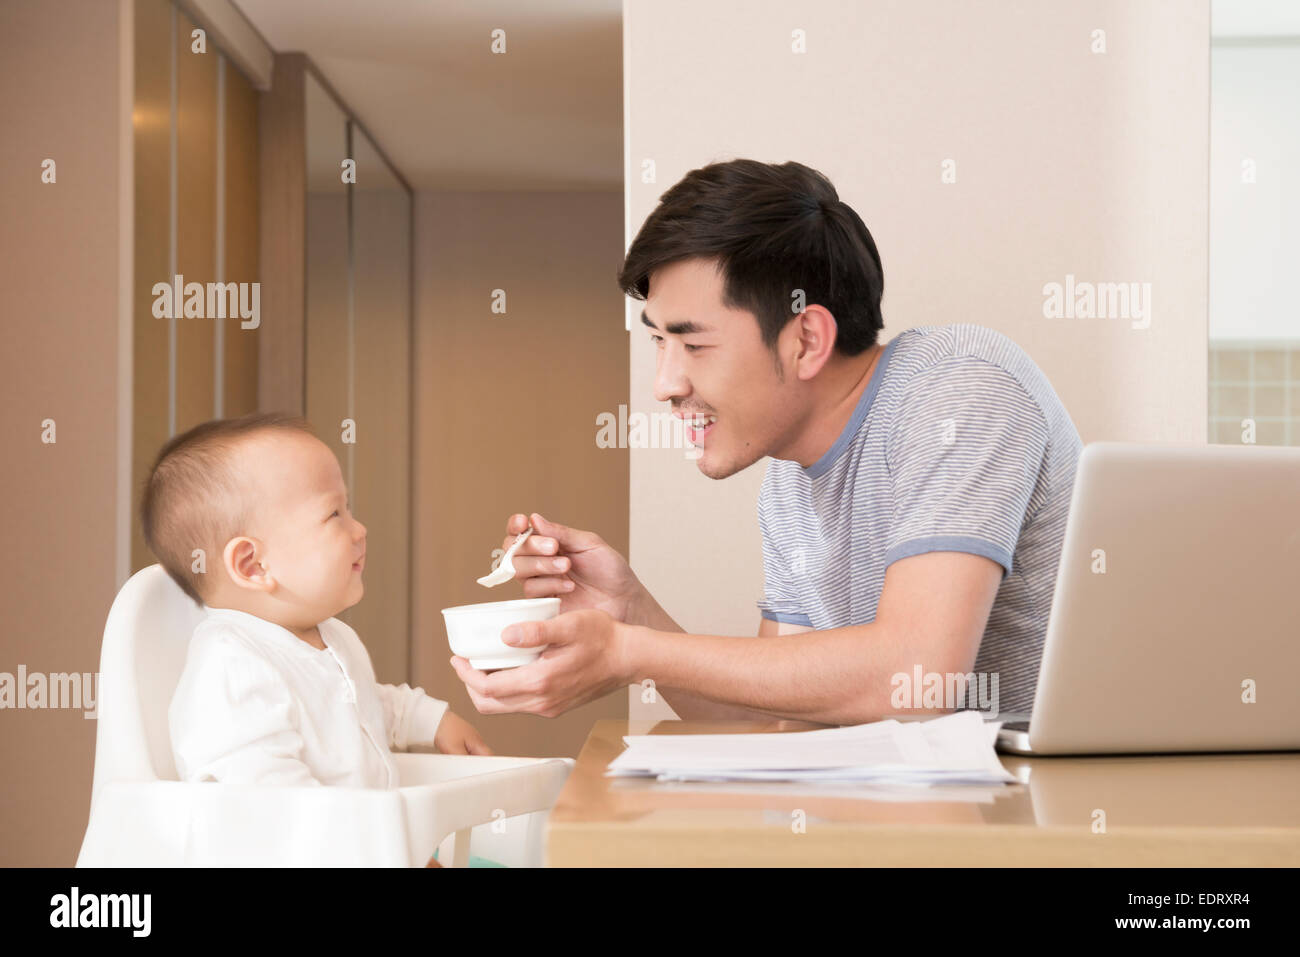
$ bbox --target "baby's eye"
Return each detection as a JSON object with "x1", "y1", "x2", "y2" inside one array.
[{"x1": 330, "y1": 510, "x2": 339, "y2": 519}]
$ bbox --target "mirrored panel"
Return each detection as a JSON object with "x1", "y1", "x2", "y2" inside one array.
[
  {"x1": 348, "y1": 123, "x2": 413, "y2": 685},
  {"x1": 304, "y1": 70, "x2": 350, "y2": 467},
  {"x1": 303, "y1": 70, "x2": 413, "y2": 684}
]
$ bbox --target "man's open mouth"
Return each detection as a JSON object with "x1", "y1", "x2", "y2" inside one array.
[{"x1": 676, "y1": 411, "x2": 718, "y2": 445}]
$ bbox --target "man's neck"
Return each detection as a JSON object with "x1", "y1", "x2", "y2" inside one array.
[{"x1": 782, "y1": 343, "x2": 884, "y2": 469}]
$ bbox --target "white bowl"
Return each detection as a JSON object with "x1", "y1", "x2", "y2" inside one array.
[{"x1": 441, "y1": 597, "x2": 560, "y2": 670}]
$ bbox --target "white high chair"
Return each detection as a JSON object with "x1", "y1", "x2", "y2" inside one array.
[{"x1": 76, "y1": 564, "x2": 573, "y2": 867}]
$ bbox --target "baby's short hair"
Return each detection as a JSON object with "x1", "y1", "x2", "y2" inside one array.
[{"x1": 140, "y1": 412, "x2": 316, "y2": 606}]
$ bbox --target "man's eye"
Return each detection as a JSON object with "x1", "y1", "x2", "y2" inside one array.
[{"x1": 649, "y1": 334, "x2": 703, "y2": 353}]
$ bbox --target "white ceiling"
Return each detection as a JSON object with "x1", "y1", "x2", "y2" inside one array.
[{"x1": 234, "y1": 0, "x2": 622, "y2": 192}]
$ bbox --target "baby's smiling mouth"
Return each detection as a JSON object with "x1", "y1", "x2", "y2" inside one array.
[{"x1": 352, "y1": 553, "x2": 365, "y2": 571}]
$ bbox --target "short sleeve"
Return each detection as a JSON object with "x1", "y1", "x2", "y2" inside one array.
[
  {"x1": 754, "y1": 470, "x2": 813, "y2": 627},
  {"x1": 884, "y1": 356, "x2": 1050, "y2": 579},
  {"x1": 168, "y1": 639, "x2": 322, "y2": 787}
]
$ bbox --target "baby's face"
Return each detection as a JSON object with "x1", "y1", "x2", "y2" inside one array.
[{"x1": 235, "y1": 431, "x2": 367, "y2": 622}]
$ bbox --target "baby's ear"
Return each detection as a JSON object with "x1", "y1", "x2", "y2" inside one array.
[{"x1": 225, "y1": 537, "x2": 273, "y2": 591}]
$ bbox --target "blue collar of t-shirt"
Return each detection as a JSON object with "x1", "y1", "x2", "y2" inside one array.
[{"x1": 804, "y1": 333, "x2": 902, "y2": 479}]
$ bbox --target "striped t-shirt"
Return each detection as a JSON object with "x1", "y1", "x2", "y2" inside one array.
[{"x1": 756, "y1": 323, "x2": 1082, "y2": 715}]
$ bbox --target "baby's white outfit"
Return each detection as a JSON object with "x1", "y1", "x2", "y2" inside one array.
[{"x1": 169, "y1": 606, "x2": 449, "y2": 789}]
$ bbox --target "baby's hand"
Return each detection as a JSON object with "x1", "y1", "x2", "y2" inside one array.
[{"x1": 434, "y1": 710, "x2": 493, "y2": 755}]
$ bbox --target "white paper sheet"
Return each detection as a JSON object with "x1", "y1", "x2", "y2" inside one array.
[{"x1": 605, "y1": 710, "x2": 1017, "y2": 787}]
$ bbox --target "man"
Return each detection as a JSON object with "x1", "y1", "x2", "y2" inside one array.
[{"x1": 450, "y1": 159, "x2": 1082, "y2": 725}]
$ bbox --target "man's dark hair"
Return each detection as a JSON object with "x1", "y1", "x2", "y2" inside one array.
[
  {"x1": 618, "y1": 159, "x2": 885, "y2": 356},
  {"x1": 140, "y1": 412, "x2": 317, "y2": 606}
]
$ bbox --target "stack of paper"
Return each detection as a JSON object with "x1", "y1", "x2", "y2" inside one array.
[{"x1": 605, "y1": 710, "x2": 1017, "y2": 787}]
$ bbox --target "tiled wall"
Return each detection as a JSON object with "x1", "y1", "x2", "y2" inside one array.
[{"x1": 1209, "y1": 341, "x2": 1300, "y2": 446}]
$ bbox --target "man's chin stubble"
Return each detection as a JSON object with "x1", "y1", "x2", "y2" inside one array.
[{"x1": 696, "y1": 454, "x2": 755, "y2": 481}]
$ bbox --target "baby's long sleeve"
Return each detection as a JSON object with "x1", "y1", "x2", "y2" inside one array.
[
  {"x1": 169, "y1": 639, "x2": 323, "y2": 787},
  {"x1": 375, "y1": 683, "x2": 449, "y2": 752}
]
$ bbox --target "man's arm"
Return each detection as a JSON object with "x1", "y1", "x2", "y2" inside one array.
[
  {"x1": 658, "y1": 618, "x2": 812, "y2": 721},
  {"x1": 624, "y1": 551, "x2": 1003, "y2": 726}
]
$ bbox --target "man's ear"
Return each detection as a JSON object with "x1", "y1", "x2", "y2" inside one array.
[
  {"x1": 789, "y1": 305, "x2": 838, "y2": 380},
  {"x1": 224, "y1": 537, "x2": 275, "y2": 592}
]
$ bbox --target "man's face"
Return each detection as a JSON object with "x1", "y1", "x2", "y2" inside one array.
[
  {"x1": 643, "y1": 258, "x2": 805, "y2": 479},
  {"x1": 236, "y1": 432, "x2": 367, "y2": 621}
]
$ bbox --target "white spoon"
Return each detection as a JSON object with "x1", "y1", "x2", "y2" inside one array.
[{"x1": 477, "y1": 527, "x2": 534, "y2": 587}]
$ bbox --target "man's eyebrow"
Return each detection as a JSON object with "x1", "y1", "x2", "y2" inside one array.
[{"x1": 640, "y1": 310, "x2": 710, "y2": 336}]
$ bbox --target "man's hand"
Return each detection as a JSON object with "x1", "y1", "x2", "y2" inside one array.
[
  {"x1": 501, "y1": 512, "x2": 657, "y2": 625},
  {"x1": 433, "y1": 710, "x2": 494, "y2": 755},
  {"x1": 449, "y1": 608, "x2": 634, "y2": 718}
]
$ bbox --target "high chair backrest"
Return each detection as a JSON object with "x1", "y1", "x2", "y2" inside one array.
[{"x1": 89, "y1": 564, "x2": 206, "y2": 806}]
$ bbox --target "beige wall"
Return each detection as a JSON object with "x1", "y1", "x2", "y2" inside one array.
[
  {"x1": 412, "y1": 190, "x2": 628, "y2": 759},
  {"x1": 624, "y1": 0, "x2": 1210, "y2": 717},
  {"x1": 0, "y1": 0, "x2": 132, "y2": 866},
  {"x1": 2, "y1": 0, "x2": 261, "y2": 867}
]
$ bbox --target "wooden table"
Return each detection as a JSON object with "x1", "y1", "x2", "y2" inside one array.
[{"x1": 545, "y1": 719, "x2": 1300, "y2": 866}]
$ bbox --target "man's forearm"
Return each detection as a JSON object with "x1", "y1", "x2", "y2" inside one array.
[
  {"x1": 621, "y1": 592, "x2": 776, "y2": 720},
  {"x1": 621, "y1": 588, "x2": 850, "y2": 721},
  {"x1": 623, "y1": 621, "x2": 921, "y2": 726},
  {"x1": 658, "y1": 686, "x2": 780, "y2": 722},
  {"x1": 625, "y1": 588, "x2": 683, "y2": 634}
]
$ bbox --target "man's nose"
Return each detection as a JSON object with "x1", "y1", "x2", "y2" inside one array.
[{"x1": 652, "y1": 345, "x2": 689, "y2": 403}]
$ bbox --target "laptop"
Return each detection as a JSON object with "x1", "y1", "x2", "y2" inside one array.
[{"x1": 994, "y1": 441, "x2": 1300, "y2": 755}]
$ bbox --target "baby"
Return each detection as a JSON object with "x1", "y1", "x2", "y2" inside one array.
[{"x1": 142, "y1": 411, "x2": 489, "y2": 790}]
